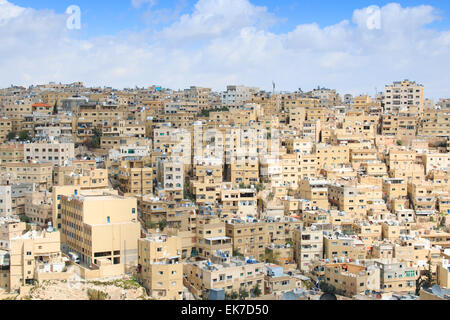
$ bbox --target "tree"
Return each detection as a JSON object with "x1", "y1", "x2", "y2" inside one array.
[
  {"x1": 18, "y1": 131, "x2": 30, "y2": 142},
  {"x1": 255, "y1": 183, "x2": 265, "y2": 192},
  {"x1": 52, "y1": 101, "x2": 58, "y2": 115},
  {"x1": 158, "y1": 219, "x2": 167, "y2": 231},
  {"x1": 319, "y1": 282, "x2": 336, "y2": 295},
  {"x1": 264, "y1": 248, "x2": 281, "y2": 265},
  {"x1": 233, "y1": 249, "x2": 244, "y2": 257},
  {"x1": 225, "y1": 290, "x2": 238, "y2": 300},
  {"x1": 6, "y1": 131, "x2": 16, "y2": 141},
  {"x1": 397, "y1": 140, "x2": 403, "y2": 146},
  {"x1": 201, "y1": 290, "x2": 210, "y2": 300},
  {"x1": 415, "y1": 259, "x2": 433, "y2": 296},
  {"x1": 251, "y1": 285, "x2": 262, "y2": 298},
  {"x1": 238, "y1": 288, "x2": 249, "y2": 300},
  {"x1": 19, "y1": 215, "x2": 30, "y2": 223}
]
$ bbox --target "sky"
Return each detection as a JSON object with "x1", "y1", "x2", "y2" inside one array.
[{"x1": 1, "y1": 0, "x2": 450, "y2": 99}]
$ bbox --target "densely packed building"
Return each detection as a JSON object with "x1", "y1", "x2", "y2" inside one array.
[{"x1": 0, "y1": 80, "x2": 449, "y2": 300}]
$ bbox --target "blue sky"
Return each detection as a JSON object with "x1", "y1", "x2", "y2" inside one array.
[
  {"x1": 11, "y1": 0, "x2": 450, "y2": 37},
  {"x1": 1, "y1": 0, "x2": 450, "y2": 98}
]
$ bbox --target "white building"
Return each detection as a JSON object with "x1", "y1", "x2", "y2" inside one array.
[
  {"x1": 24, "y1": 142, "x2": 74, "y2": 166},
  {"x1": 384, "y1": 80, "x2": 424, "y2": 116},
  {"x1": 222, "y1": 85, "x2": 259, "y2": 107},
  {"x1": 0, "y1": 186, "x2": 12, "y2": 217}
]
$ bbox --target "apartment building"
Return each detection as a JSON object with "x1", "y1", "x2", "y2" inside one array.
[
  {"x1": 64, "y1": 168, "x2": 108, "y2": 190},
  {"x1": 157, "y1": 157, "x2": 184, "y2": 201},
  {"x1": 436, "y1": 259, "x2": 450, "y2": 289},
  {"x1": 0, "y1": 144, "x2": 24, "y2": 164},
  {"x1": 189, "y1": 165, "x2": 223, "y2": 205},
  {"x1": 314, "y1": 144, "x2": 350, "y2": 170},
  {"x1": 408, "y1": 181, "x2": 436, "y2": 211},
  {"x1": 0, "y1": 118, "x2": 12, "y2": 142},
  {"x1": 0, "y1": 217, "x2": 64, "y2": 293},
  {"x1": 323, "y1": 263, "x2": 380, "y2": 297},
  {"x1": 184, "y1": 253, "x2": 264, "y2": 298},
  {"x1": 23, "y1": 142, "x2": 74, "y2": 166},
  {"x1": 24, "y1": 191, "x2": 52, "y2": 227},
  {"x1": 0, "y1": 186, "x2": 12, "y2": 217},
  {"x1": 140, "y1": 197, "x2": 194, "y2": 231},
  {"x1": 220, "y1": 184, "x2": 257, "y2": 218},
  {"x1": 373, "y1": 259, "x2": 417, "y2": 293},
  {"x1": 422, "y1": 153, "x2": 450, "y2": 174},
  {"x1": 323, "y1": 233, "x2": 367, "y2": 261},
  {"x1": 420, "y1": 107, "x2": 450, "y2": 137},
  {"x1": 194, "y1": 217, "x2": 232, "y2": 259},
  {"x1": 59, "y1": 190, "x2": 140, "y2": 273},
  {"x1": 292, "y1": 226, "x2": 324, "y2": 271},
  {"x1": 384, "y1": 80, "x2": 424, "y2": 116},
  {"x1": 1, "y1": 161, "x2": 53, "y2": 191},
  {"x1": 10, "y1": 183, "x2": 34, "y2": 216},
  {"x1": 299, "y1": 178, "x2": 329, "y2": 210},
  {"x1": 222, "y1": 86, "x2": 259, "y2": 107},
  {"x1": 138, "y1": 234, "x2": 184, "y2": 300},
  {"x1": 225, "y1": 218, "x2": 268, "y2": 260},
  {"x1": 118, "y1": 159, "x2": 153, "y2": 197}
]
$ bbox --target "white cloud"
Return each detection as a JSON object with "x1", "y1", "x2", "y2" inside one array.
[
  {"x1": 0, "y1": 0, "x2": 25, "y2": 23},
  {"x1": 159, "y1": 0, "x2": 278, "y2": 42},
  {"x1": 0, "y1": 0, "x2": 450, "y2": 99},
  {"x1": 131, "y1": 0, "x2": 157, "y2": 9}
]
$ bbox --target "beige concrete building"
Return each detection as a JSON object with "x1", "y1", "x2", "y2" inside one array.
[
  {"x1": 299, "y1": 178, "x2": 329, "y2": 210},
  {"x1": 184, "y1": 253, "x2": 264, "y2": 298},
  {"x1": 384, "y1": 80, "x2": 424, "y2": 116},
  {"x1": 59, "y1": 190, "x2": 140, "y2": 274},
  {"x1": 195, "y1": 217, "x2": 232, "y2": 259},
  {"x1": 293, "y1": 227, "x2": 323, "y2": 271},
  {"x1": 0, "y1": 186, "x2": 12, "y2": 217},
  {"x1": 24, "y1": 142, "x2": 74, "y2": 166},
  {"x1": 0, "y1": 217, "x2": 65, "y2": 293},
  {"x1": 324, "y1": 263, "x2": 380, "y2": 297},
  {"x1": 118, "y1": 159, "x2": 153, "y2": 197},
  {"x1": 1, "y1": 161, "x2": 53, "y2": 191},
  {"x1": 374, "y1": 259, "x2": 417, "y2": 293},
  {"x1": 0, "y1": 144, "x2": 24, "y2": 164},
  {"x1": 226, "y1": 218, "x2": 268, "y2": 260},
  {"x1": 138, "y1": 234, "x2": 183, "y2": 300}
]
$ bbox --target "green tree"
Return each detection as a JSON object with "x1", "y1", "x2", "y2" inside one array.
[
  {"x1": 158, "y1": 219, "x2": 167, "y2": 231},
  {"x1": 255, "y1": 183, "x2": 265, "y2": 192},
  {"x1": 251, "y1": 285, "x2": 262, "y2": 298},
  {"x1": 6, "y1": 131, "x2": 16, "y2": 141},
  {"x1": 18, "y1": 131, "x2": 30, "y2": 142},
  {"x1": 238, "y1": 288, "x2": 249, "y2": 300},
  {"x1": 319, "y1": 282, "x2": 336, "y2": 295},
  {"x1": 19, "y1": 215, "x2": 30, "y2": 223},
  {"x1": 225, "y1": 290, "x2": 239, "y2": 300},
  {"x1": 233, "y1": 249, "x2": 244, "y2": 257},
  {"x1": 52, "y1": 101, "x2": 58, "y2": 115},
  {"x1": 264, "y1": 248, "x2": 281, "y2": 265}
]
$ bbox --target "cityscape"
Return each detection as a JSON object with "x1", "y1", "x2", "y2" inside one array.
[{"x1": 0, "y1": 0, "x2": 449, "y2": 307}]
